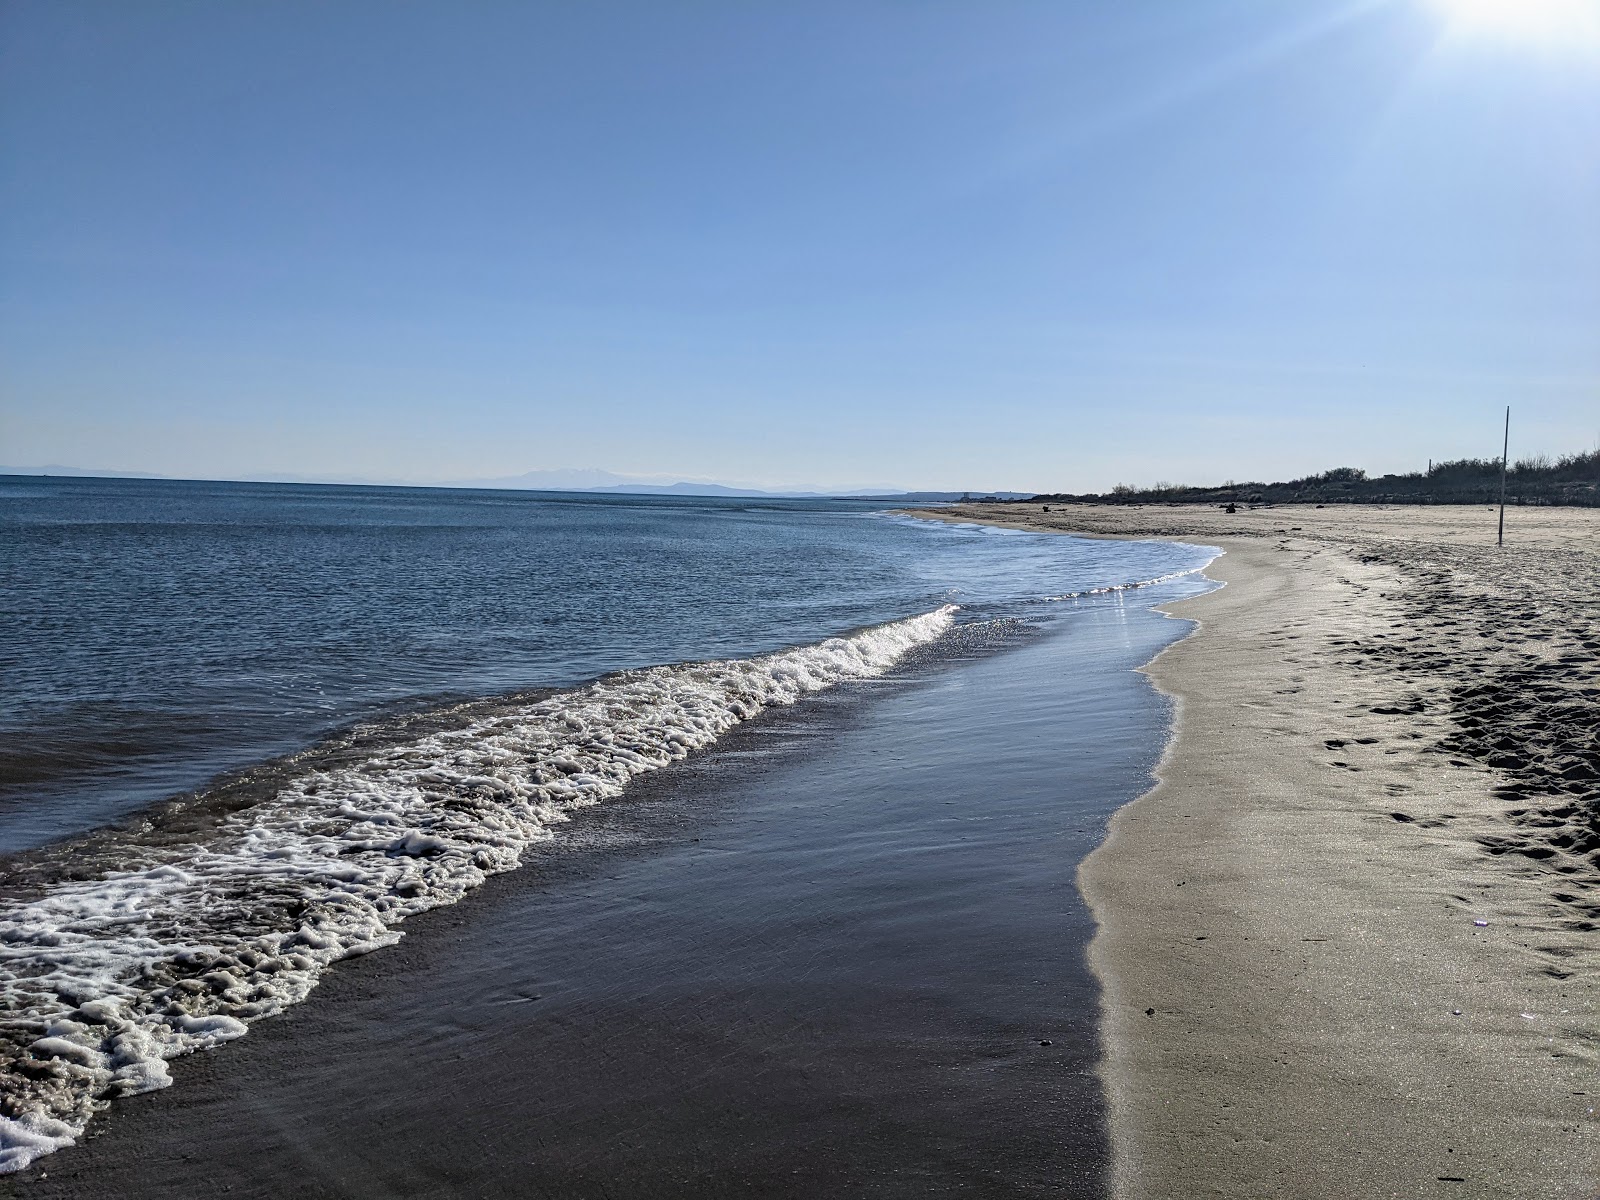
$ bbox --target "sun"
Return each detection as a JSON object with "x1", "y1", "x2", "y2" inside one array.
[{"x1": 1425, "y1": 0, "x2": 1600, "y2": 43}]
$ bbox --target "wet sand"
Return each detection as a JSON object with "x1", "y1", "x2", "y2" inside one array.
[
  {"x1": 910, "y1": 503, "x2": 1599, "y2": 1200},
  {"x1": 9, "y1": 600, "x2": 1198, "y2": 1198}
]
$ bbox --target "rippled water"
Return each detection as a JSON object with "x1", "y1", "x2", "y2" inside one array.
[
  {"x1": 0, "y1": 475, "x2": 1217, "y2": 1172},
  {"x1": 1, "y1": 477, "x2": 1212, "y2": 851}
]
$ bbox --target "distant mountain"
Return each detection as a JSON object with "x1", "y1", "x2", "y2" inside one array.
[
  {"x1": 446, "y1": 469, "x2": 900, "y2": 497},
  {"x1": 0, "y1": 465, "x2": 1033, "y2": 502},
  {"x1": 440, "y1": 468, "x2": 646, "y2": 491},
  {"x1": 585, "y1": 482, "x2": 822, "y2": 497},
  {"x1": 463, "y1": 481, "x2": 1034, "y2": 501},
  {"x1": 452, "y1": 473, "x2": 817, "y2": 497},
  {"x1": 1, "y1": 464, "x2": 166, "y2": 479},
  {"x1": 842, "y1": 490, "x2": 1034, "y2": 503},
  {"x1": 444, "y1": 470, "x2": 909, "y2": 498},
  {"x1": 444, "y1": 472, "x2": 1035, "y2": 500}
]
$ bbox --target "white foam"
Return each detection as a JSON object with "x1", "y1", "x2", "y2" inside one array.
[
  {"x1": 0, "y1": 605, "x2": 956, "y2": 1173},
  {"x1": 1038, "y1": 566, "x2": 1209, "y2": 601}
]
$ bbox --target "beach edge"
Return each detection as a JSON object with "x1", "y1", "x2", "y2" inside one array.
[{"x1": 902, "y1": 504, "x2": 1598, "y2": 1200}]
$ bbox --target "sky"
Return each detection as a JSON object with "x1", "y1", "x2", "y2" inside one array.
[{"x1": 1, "y1": 0, "x2": 1597, "y2": 493}]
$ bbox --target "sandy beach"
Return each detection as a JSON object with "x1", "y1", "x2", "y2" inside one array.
[{"x1": 907, "y1": 503, "x2": 1598, "y2": 1199}]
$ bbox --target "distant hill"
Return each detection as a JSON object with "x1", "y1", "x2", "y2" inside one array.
[
  {"x1": 843, "y1": 490, "x2": 1034, "y2": 503},
  {"x1": 0, "y1": 464, "x2": 166, "y2": 479},
  {"x1": 443, "y1": 468, "x2": 650, "y2": 491},
  {"x1": 1030, "y1": 451, "x2": 1600, "y2": 508},
  {"x1": 0, "y1": 466, "x2": 1031, "y2": 502},
  {"x1": 580, "y1": 481, "x2": 835, "y2": 498},
  {"x1": 446, "y1": 473, "x2": 1032, "y2": 500}
]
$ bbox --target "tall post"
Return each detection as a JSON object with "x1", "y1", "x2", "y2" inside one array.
[{"x1": 1497, "y1": 406, "x2": 1509, "y2": 546}]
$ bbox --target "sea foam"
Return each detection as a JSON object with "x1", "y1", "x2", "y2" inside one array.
[
  {"x1": 0, "y1": 605, "x2": 956, "y2": 1172},
  {"x1": 1038, "y1": 565, "x2": 1209, "y2": 601}
]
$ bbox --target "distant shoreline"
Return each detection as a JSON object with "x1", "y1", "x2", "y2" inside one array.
[{"x1": 1004, "y1": 450, "x2": 1600, "y2": 508}]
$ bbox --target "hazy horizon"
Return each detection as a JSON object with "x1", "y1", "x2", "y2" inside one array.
[
  {"x1": 0, "y1": 462, "x2": 975, "y2": 496},
  {"x1": 3, "y1": 1, "x2": 1597, "y2": 492}
]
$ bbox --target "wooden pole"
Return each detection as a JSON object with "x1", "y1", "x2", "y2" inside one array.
[{"x1": 1497, "y1": 406, "x2": 1509, "y2": 546}]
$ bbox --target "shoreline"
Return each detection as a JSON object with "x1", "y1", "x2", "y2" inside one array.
[
  {"x1": 905, "y1": 503, "x2": 1598, "y2": 1199},
  {"x1": 6, "y1": 588, "x2": 1200, "y2": 1197}
]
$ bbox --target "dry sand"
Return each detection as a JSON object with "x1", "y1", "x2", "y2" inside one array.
[{"x1": 907, "y1": 503, "x2": 1599, "y2": 1200}]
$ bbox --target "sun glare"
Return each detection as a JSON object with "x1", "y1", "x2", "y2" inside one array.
[{"x1": 1427, "y1": 0, "x2": 1600, "y2": 44}]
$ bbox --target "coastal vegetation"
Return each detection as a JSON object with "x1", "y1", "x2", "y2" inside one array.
[{"x1": 1033, "y1": 448, "x2": 1600, "y2": 507}]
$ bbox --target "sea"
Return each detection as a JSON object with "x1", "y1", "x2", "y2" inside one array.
[{"x1": 0, "y1": 475, "x2": 1218, "y2": 1178}]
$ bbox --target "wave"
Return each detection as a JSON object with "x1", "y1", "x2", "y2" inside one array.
[
  {"x1": 0, "y1": 605, "x2": 956, "y2": 1172},
  {"x1": 1036, "y1": 566, "x2": 1210, "y2": 601}
]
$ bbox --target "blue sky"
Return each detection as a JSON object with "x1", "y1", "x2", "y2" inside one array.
[{"x1": 2, "y1": 0, "x2": 1596, "y2": 492}]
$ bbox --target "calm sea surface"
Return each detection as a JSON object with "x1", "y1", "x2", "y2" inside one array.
[
  {"x1": 1, "y1": 476, "x2": 1211, "y2": 852},
  {"x1": 0, "y1": 475, "x2": 1217, "y2": 1174}
]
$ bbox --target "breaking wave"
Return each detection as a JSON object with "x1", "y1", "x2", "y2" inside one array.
[{"x1": 0, "y1": 605, "x2": 956, "y2": 1172}]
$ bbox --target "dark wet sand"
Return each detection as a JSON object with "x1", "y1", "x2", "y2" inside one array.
[
  {"x1": 912, "y1": 503, "x2": 1599, "y2": 1200},
  {"x1": 14, "y1": 600, "x2": 1195, "y2": 1198}
]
